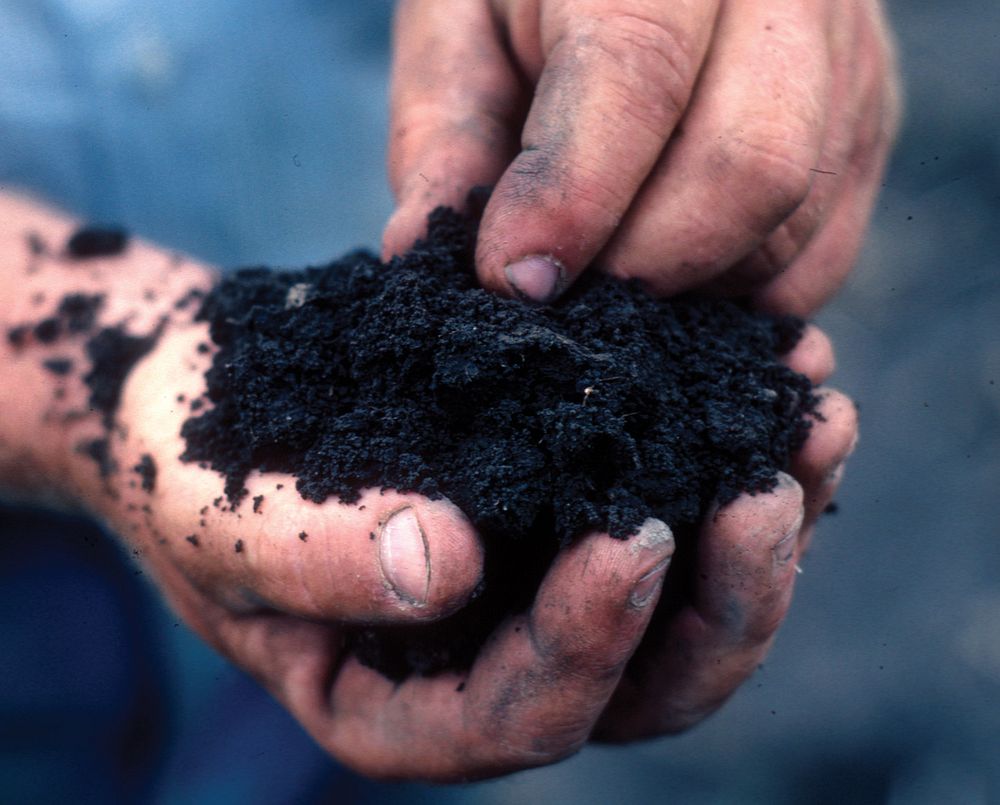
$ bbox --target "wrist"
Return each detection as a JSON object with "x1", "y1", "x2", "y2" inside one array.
[{"x1": 0, "y1": 192, "x2": 217, "y2": 510}]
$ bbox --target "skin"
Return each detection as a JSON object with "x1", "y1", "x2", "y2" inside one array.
[
  {"x1": 383, "y1": 0, "x2": 901, "y2": 316},
  {"x1": 0, "y1": 192, "x2": 857, "y2": 780}
]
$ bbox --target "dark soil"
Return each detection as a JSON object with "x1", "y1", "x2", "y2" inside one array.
[
  {"x1": 180, "y1": 204, "x2": 818, "y2": 679},
  {"x1": 83, "y1": 326, "x2": 162, "y2": 429},
  {"x1": 66, "y1": 226, "x2": 128, "y2": 259},
  {"x1": 77, "y1": 437, "x2": 116, "y2": 478},
  {"x1": 42, "y1": 357, "x2": 74, "y2": 376},
  {"x1": 6, "y1": 269, "x2": 160, "y2": 479},
  {"x1": 133, "y1": 454, "x2": 157, "y2": 492}
]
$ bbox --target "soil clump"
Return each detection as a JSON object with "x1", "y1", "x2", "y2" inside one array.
[
  {"x1": 179, "y1": 205, "x2": 819, "y2": 679},
  {"x1": 66, "y1": 226, "x2": 128, "y2": 259}
]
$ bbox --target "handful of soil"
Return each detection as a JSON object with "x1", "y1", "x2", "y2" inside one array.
[{"x1": 181, "y1": 205, "x2": 817, "y2": 679}]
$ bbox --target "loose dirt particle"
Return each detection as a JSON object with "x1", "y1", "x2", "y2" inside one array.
[
  {"x1": 66, "y1": 226, "x2": 128, "y2": 259},
  {"x1": 42, "y1": 357, "x2": 74, "y2": 376},
  {"x1": 133, "y1": 454, "x2": 157, "y2": 492}
]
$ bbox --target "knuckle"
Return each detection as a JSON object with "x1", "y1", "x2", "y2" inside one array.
[
  {"x1": 708, "y1": 129, "x2": 815, "y2": 238},
  {"x1": 572, "y1": 13, "x2": 696, "y2": 133},
  {"x1": 527, "y1": 619, "x2": 631, "y2": 683},
  {"x1": 476, "y1": 664, "x2": 592, "y2": 770},
  {"x1": 739, "y1": 138, "x2": 813, "y2": 218}
]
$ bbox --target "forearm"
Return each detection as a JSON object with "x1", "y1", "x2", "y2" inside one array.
[{"x1": 0, "y1": 191, "x2": 215, "y2": 509}]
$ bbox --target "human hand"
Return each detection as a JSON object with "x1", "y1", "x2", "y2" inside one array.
[
  {"x1": 594, "y1": 325, "x2": 857, "y2": 739},
  {"x1": 109, "y1": 323, "x2": 852, "y2": 781},
  {"x1": 383, "y1": 0, "x2": 901, "y2": 315},
  {"x1": 0, "y1": 194, "x2": 856, "y2": 782}
]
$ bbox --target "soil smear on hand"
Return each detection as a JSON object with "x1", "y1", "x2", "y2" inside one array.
[
  {"x1": 180, "y1": 201, "x2": 819, "y2": 680},
  {"x1": 66, "y1": 226, "x2": 128, "y2": 259}
]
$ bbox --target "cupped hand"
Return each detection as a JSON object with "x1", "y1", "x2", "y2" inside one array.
[
  {"x1": 94, "y1": 308, "x2": 854, "y2": 781},
  {"x1": 100, "y1": 314, "x2": 673, "y2": 781},
  {"x1": 383, "y1": 0, "x2": 901, "y2": 315},
  {"x1": 595, "y1": 324, "x2": 857, "y2": 740}
]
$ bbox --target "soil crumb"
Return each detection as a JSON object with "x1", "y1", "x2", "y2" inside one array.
[
  {"x1": 6, "y1": 293, "x2": 104, "y2": 348},
  {"x1": 26, "y1": 231, "x2": 47, "y2": 256},
  {"x1": 66, "y1": 226, "x2": 128, "y2": 259},
  {"x1": 83, "y1": 326, "x2": 161, "y2": 429},
  {"x1": 133, "y1": 454, "x2": 157, "y2": 492},
  {"x1": 180, "y1": 204, "x2": 818, "y2": 679},
  {"x1": 42, "y1": 357, "x2": 74, "y2": 376},
  {"x1": 59, "y1": 294, "x2": 105, "y2": 334},
  {"x1": 77, "y1": 437, "x2": 116, "y2": 478}
]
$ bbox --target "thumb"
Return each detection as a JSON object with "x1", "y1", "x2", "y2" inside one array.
[{"x1": 159, "y1": 481, "x2": 484, "y2": 625}]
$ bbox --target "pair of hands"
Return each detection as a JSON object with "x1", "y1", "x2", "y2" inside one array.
[
  {"x1": 104, "y1": 318, "x2": 855, "y2": 783},
  {"x1": 72, "y1": 0, "x2": 895, "y2": 783}
]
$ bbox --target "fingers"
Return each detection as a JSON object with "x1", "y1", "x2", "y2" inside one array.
[
  {"x1": 301, "y1": 519, "x2": 675, "y2": 781},
  {"x1": 790, "y1": 387, "x2": 858, "y2": 533},
  {"x1": 595, "y1": 473, "x2": 804, "y2": 739},
  {"x1": 781, "y1": 323, "x2": 835, "y2": 385},
  {"x1": 475, "y1": 0, "x2": 720, "y2": 302},
  {"x1": 751, "y1": 2, "x2": 901, "y2": 316},
  {"x1": 381, "y1": 0, "x2": 523, "y2": 259},
  {"x1": 601, "y1": 1, "x2": 832, "y2": 294},
  {"x1": 750, "y1": 119, "x2": 891, "y2": 315}
]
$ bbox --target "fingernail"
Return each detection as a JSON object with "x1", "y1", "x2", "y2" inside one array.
[
  {"x1": 774, "y1": 470, "x2": 798, "y2": 490},
  {"x1": 773, "y1": 508, "x2": 805, "y2": 566},
  {"x1": 628, "y1": 518, "x2": 675, "y2": 609},
  {"x1": 629, "y1": 517, "x2": 675, "y2": 556},
  {"x1": 629, "y1": 557, "x2": 671, "y2": 609},
  {"x1": 378, "y1": 506, "x2": 430, "y2": 605},
  {"x1": 504, "y1": 255, "x2": 563, "y2": 303}
]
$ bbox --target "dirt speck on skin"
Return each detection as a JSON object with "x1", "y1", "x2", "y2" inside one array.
[
  {"x1": 133, "y1": 454, "x2": 157, "y2": 492},
  {"x1": 26, "y1": 231, "x2": 47, "y2": 256},
  {"x1": 66, "y1": 226, "x2": 128, "y2": 259},
  {"x1": 7, "y1": 294, "x2": 104, "y2": 348},
  {"x1": 33, "y1": 318, "x2": 61, "y2": 343},
  {"x1": 42, "y1": 357, "x2": 74, "y2": 376},
  {"x1": 180, "y1": 202, "x2": 818, "y2": 680},
  {"x1": 83, "y1": 325, "x2": 162, "y2": 429},
  {"x1": 76, "y1": 437, "x2": 116, "y2": 478},
  {"x1": 174, "y1": 288, "x2": 206, "y2": 312}
]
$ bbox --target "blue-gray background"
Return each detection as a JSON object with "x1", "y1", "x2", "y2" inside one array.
[{"x1": 1, "y1": 1, "x2": 997, "y2": 802}]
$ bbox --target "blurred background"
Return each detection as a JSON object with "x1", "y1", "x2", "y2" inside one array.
[{"x1": 1, "y1": 0, "x2": 997, "y2": 802}]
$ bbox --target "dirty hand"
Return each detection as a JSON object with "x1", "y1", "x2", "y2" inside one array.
[
  {"x1": 383, "y1": 0, "x2": 901, "y2": 315},
  {"x1": 111, "y1": 326, "x2": 854, "y2": 781},
  {"x1": 2, "y1": 195, "x2": 856, "y2": 782}
]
